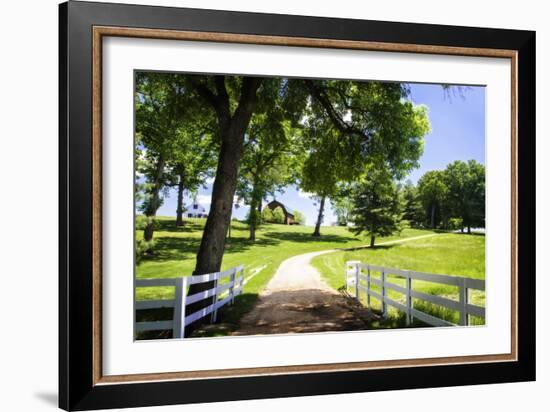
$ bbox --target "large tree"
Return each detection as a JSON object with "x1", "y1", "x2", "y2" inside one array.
[
  {"x1": 236, "y1": 84, "x2": 304, "y2": 241},
  {"x1": 136, "y1": 72, "x2": 216, "y2": 246},
  {"x1": 166, "y1": 129, "x2": 216, "y2": 227},
  {"x1": 444, "y1": 160, "x2": 485, "y2": 233},
  {"x1": 300, "y1": 125, "x2": 351, "y2": 236},
  {"x1": 135, "y1": 73, "x2": 189, "y2": 243},
  {"x1": 299, "y1": 80, "x2": 430, "y2": 236}
]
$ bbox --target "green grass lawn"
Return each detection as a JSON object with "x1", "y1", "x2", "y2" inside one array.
[
  {"x1": 310, "y1": 233, "x2": 486, "y2": 327},
  {"x1": 135, "y1": 217, "x2": 437, "y2": 337}
]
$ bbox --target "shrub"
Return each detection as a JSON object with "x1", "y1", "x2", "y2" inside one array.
[
  {"x1": 271, "y1": 207, "x2": 286, "y2": 224},
  {"x1": 135, "y1": 215, "x2": 158, "y2": 230},
  {"x1": 262, "y1": 207, "x2": 285, "y2": 224},
  {"x1": 448, "y1": 217, "x2": 463, "y2": 231},
  {"x1": 136, "y1": 238, "x2": 156, "y2": 264}
]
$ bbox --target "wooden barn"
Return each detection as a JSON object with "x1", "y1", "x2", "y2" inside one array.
[{"x1": 266, "y1": 200, "x2": 295, "y2": 225}]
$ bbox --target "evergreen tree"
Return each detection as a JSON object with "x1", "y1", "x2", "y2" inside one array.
[{"x1": 349, "y1": 168, "x2": 403, "y2": 247}]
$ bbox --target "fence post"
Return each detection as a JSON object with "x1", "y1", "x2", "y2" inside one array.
[
  {"x1": 237, "y1": 266, "x2": 244, "y2": 296},
  {"x1": 229, "y1": 268, "x2": 236, "y2": 305},
  {"x1": 173, "y1": 277, "x2": 188, "y2": 339},
  {"x1": 406, "y1": 272, "x2": 413, "y2": 325},
  {"x1": 211, "y1": 274, "x2": 219, "y2": 323},
  {"x1": 381, "y1": 269, "x2": 387, "y2": 317},
  {"x1": 355, "y1": 263, "x2": 360, "y2": 300},
  {"x1": 346, "y1": 262, "x2": 353, "y2": 293},
  {"x1": 459, "y1": 278, "x2": 468, "y2": 326},
  {"x1": 367, "y1": 266, "x2": 371, "y2": 307}
]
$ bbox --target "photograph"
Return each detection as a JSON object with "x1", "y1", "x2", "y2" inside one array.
[
  {"x1": 52, "y1": 1, "x2": 536, "y2": 410},
  {"x1": 133, "y1": 72, "x2": 487, "y2": 340}
]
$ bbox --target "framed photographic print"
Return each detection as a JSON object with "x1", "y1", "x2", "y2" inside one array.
[{"x1": 59, "y1": 1, "x2": 535, "y2": 410}]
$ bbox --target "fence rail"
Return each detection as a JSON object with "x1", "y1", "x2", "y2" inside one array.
[
  {"x1": 135, "y1": 264, "x2": 245, "y2": 338},
  {"x1": 345, "y1": 261, "x2": 485, "y2": 327}
]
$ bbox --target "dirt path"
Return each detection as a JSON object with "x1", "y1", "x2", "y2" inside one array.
[
  {"x1": 232, "y1": 233, "x2": 439, "y2": 336},
  {"x1": 232, "y1": 250, "x2": 372, "y2": 336}
]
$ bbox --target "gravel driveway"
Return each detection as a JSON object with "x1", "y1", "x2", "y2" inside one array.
[{"x1": 232, "y1": 250, "x2": 373, "y2": 336}]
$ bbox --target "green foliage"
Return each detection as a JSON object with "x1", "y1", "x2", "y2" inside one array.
[
  {"x1": 236, "y1": 86, "x2": 306, "y2": 239},
  {"x1": 136, "y1": 239, "x2": 156, "y2": 264},
  {"x1": 417, "y1": 170, "x2": 448, "y2": 228},
  {"x1": 135, "y1": 72, "x2": 217, "y2": 237},
  {"x1": 414, "y1": 159, "x2": 485, "y2": 231},
  {"x1": 261, "y1": 207, "x2": 274, "y2": 223},
  {"x1": 293, "y1": 210, "x2": 306, "y2": 225},
  {"x1": 448, "y1": 217, "x2": 464, "y2": 230},
  {"x1": 349, "y1": 167, "x2": 404, "y2": 246},
  {"x1": 332, "y1": 194, "x2": 354, "y2": 226},
  {"x1": 272, "y1": 207, "x2": 286, "y2": 224},
  {"x1": 297, "y1": 81, "x2": 430, "y2": 235},
  {"x1": 260, "y1": 206, "x2": 285, "y2": 224},
  {"x1": 443, "y1": 160, "x2": 485, "y2": 232},
  {"x1": 400, "y1": 180, "x2": 425, "y2": 227},
  {"x1": 135, "y1": 215, "x2": 158, "y2": 231}
]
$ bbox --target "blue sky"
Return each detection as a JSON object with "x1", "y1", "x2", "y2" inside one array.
[{"x1": 155, "y1": 83, "x2": 485, "y2": 226}]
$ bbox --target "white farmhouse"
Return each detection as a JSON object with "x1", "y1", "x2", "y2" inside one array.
[{"x1": 185, "y1": 203, "x2": 209, "y2": 219}]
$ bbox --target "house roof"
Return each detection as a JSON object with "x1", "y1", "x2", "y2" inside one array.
[
  {"x1": 267, "y1": 200, "x2": 295, "y2": 217},
  {"x1": 184, "y1": 203, "x2": 208, "y2": 212}
]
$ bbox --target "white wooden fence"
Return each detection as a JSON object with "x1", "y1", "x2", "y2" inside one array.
[
  {"x1": 135, "y1": 264, "x2": 245, "y2": 338},
  {"x1": 345, "y1": 261, "x2": 485, "y2": 327}
]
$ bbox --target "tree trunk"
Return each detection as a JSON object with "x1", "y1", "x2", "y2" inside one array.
[
  {"x1": 248, "y1": 181, "x2": 262, "y2": 241},
  {"x1": 258, "y1": 199, "x2": 262, "y2": 223},
  {"x1": 185, "y1": 133, "x2": 247, "y2": 334},
  {"x1": 185, "y1": 77, "x2": 261, "y2": 336},
  {"x1": 467, "y1": 224, "x2": 471, "y2": 234},
  {"x1": 249, "y1": 198, "x2": 257, "y2": 242},
  {"x1": 370, "y1": 234, "x2": 376, "y2": 248},
  {"x1": 194, "y1": 134, "x2": 245, "y2": 274},
  {"x1": 430, "y1": 203, "x2": 436, "y2": 229},
  {"x1": 175, "y1": 170, "x2": 185, "y2": 227},
  {"x1": 143, "y1": 154, "x2": 165, "y2": 243},
  {"x1": 312, "y1": 195, "x2": 326, "y2": 237}
]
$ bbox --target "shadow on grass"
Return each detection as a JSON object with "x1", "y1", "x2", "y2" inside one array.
[
  {"x1": 341, "y1": 244, "x2": 398, "y2": 252},
  {"x1": 453, "y1": 231, "x2": 486, "y2": 237},
  {"x1": 140, "y1": 220, "x2": 360, "y2": 265},
  {"x1": 135, "y1": 292, "x2": 260, "y2": 340},
  {"x1": 263, "y1": 231, "x2": 358, "y2": 244}
]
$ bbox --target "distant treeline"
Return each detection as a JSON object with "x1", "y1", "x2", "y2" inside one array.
[{"x1": 333, "y1": 159, "x2": 485, "y2": 243}]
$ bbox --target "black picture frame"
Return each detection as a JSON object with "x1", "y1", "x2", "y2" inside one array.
[{"x1": 59, "y1": 1, "x2": 536, "y2": 410}]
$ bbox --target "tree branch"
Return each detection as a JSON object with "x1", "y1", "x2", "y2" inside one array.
[
  {"x1": 304, "y1": 79, "x2": 370, "y2": 140},
  {"x1": 230, "y1": 77, "x2": 263, "y2": 137},
  {"x1": 189, "y1": 77, "x2": 230, "y2": 127}
]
